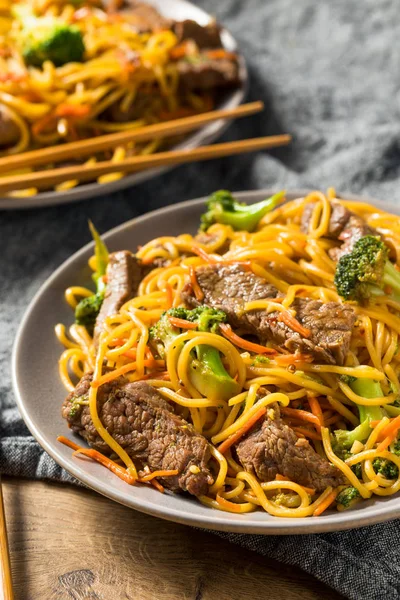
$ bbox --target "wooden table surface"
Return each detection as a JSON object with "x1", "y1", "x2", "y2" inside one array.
[{"x1": 3, "y1": 477, "x2": 342, "y2": 600}]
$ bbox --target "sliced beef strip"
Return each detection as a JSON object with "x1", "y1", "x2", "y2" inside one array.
[
  {"x1": 111, "y1": 1, "x2": 172, "y2": 32},
  {"x1": 301, "y1": 201, "x2": 352, "y2": 238},
  {"x1": 63, "y1": 373, "x2": 213, "y2": 496},
  {"x1": 330, "y1": 215, "x2": 378, "y2": 261},
  {"x1": 177, "y1": 55, "x2": 240, "y2": 91},
  {"x1": 301, "y1": 200, "x2": 378, "y2": 261},
  {"x1": 0, "y1": 106, "x2": 20, "y2": 148},
  {"x1": 181, "y1": 264, "x2": 355, "y2": 365},
  {"x1": 93, "y1": 250, "x2": 144, "y2": 344},
  {"x1": 172, "y1": 20, "x2": 222, "y2": 49},
  {"x1": 267, "y1": 298, "x2": 355, "y2": 365},
  {"x1": 236, "y1": 404, "x2": 346, "y2": 492}
]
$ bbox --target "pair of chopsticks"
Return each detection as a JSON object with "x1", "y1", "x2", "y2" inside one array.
[
  {"x1": 0, "y1": 101, "x2": 291, "y2": 195},
  {"x1": 0, "y1": 476, "x2": 14, "y2": 599}
]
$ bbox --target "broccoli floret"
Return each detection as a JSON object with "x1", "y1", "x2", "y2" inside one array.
[
  {"x1": 336, "y1": 487, "x2": 361, "y2": 510},
  {"x1": 75, "y1": 291, "x2": 104, "y2": 334},
  {"x1": 333, "y1": 377, "x2": 384, "y2": 451},
  {"x1": 200, "y1": 189, "x2": 285, "y2": 232},
  {"x1": 149, "y1": 307, "x2": 189, "y2": 357},
  {"x1": 392, "y1": 439, "x2": 400, "y2": 456},
  {"x1": 334, "y1": 235, "x2": 400, "y2": 302},
  {"x1": 74, "y1": 222, "x2": 109, "y2": 333},
  {"x1": 185, "y1": 306, "x2": 227, "y2": 332},
  {"x1": 272, "y1": 492, "x2": 302, "y2": 508},
  {"x1": 16, "y1": 12, "x2": 85, "y2": 68},
  {"x1": 373, "y1": 458, "x2": 399, "y2": 480},
  {"x1": 149, "y1": 306, "x2": 240, "y2": 401},
  {"x1": 339, "y1": 374, "x2": 357, "y2": 385},
  {"x1": 252, "y1": 355, "x2": 271, "y2": 366},
  {"x1": 332, "y1": 445, "x2": 362, "y2": 478}
]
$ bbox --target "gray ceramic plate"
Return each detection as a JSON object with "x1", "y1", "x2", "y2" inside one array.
[
  {"x1": 0, "y1": 0, "x2": 247, "y2": 211},
  {"x1": 13, "y1": 189, "x2": 400, "y2": 534}
]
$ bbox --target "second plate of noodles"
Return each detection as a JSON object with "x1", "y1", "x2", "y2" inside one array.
[
  {"x1": 14, "y1": 188, "x2": 400, "y2": 534},
  {"x1": 0, "y1": 0, "x2": 246, "y2": 209}
]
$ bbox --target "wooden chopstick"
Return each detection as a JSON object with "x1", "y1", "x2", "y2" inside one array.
[
  {"x1": 0, "y1": 476, "x2": 14, "y2": 600},
  {"x1": 0, "y1": 134, "x2": 291, "y2": 195},
  {"x1": 0, "y1": 101, "x2": 264, "y2": 174}
]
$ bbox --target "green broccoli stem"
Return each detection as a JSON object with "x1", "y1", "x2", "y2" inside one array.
[
  {"x1": 189, "y1": 344, "x2": 240, "y2": 401},
  {"x1": 351, "y1": 378, "x2": 384, "y2": 422},
  {"x1": 196, "y1": 345, "x2": 227, "y2": 376},
  {"x1": 189, "y1": 319, "x2": 240, "y2": 401},
  {"x1": 335, "y1": 378, "x2": 384, "y2": 449},
  {"x1": 383, "y1": 261, "x2": 400, "y2": 296},
  {"x1": 149, "y1": 307, "x2": 241, "y2": 401},
  {"x1": 74, "y1": 222, "x2": 109, "y2": 331},
  {"x1": 215, "y1": 191, "x2": 285, "y2": 231}
]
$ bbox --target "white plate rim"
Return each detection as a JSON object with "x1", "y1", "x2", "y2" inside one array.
[
  {"x1": 12, "y1": 188, "x2": 400, "y2": 534},
  {"x1": 0, "y1": 0, "x2": 247, "y2": 210}
]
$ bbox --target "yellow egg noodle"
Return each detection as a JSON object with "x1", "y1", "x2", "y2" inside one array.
[
  {"x1": 0, "y1": 1, "x2": 227, "y2": 196},
  {"x1": 56, "y1": 189, "x2": 400, "y2": 518}
]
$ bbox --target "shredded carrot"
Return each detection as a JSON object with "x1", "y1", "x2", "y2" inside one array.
[
  {"x1": 91, "y1": 359, "x2": 164, "y2": 387},
  {"x1": 57, "y1": 436, "x2": 136, "y2": 485},
  {"x1": 313, "y1": 489, "x2": 339, "y2": 517},
  {"x1": 370, "y1": 419, "x2": 390, "y2": 428},
  {"x1": 281, "y1": 407, "x2": 321, "y2": 431},
  {"x1": 91, "y1": 361, "x2": 137, "y2": 386},
  {"x1": 146, "y1": 359, "x2": 166, "y2": 370},
  {"x1": 138, "y1": 469, "x2": 179, "y2": 482},
  {"x1": 145, "y1": 345, "x2": 155, "y2": 360},
  {"x1": 189, "y1": 267, "x2": 204, "y2": 301},
  {"x1": 32, "y1": 114, "x2": 54, "y2": 136},
  {"x1": 191, "y1": 245, "x2": 219, "y2": 264},
  {"x1": 170, "y1": 41, "x2": 191, "y2": 59},
  {"x1": 58, "y1": 436, "x2": 82, "y2": 452},
  {"x1": 274, "y1": 475, "x2": 315, "y2": 496},
  {"x1": 278, "y1": 311, "x2": 311, "y2": 338},
  {"x1": 274, "y1": 353, "x2": 313, "y2": 365},
  {"x1": 376, "y1": 434, "x2": 397, "y2": 453},
  {"x1": 72, "y1": 448, "x2": 136, "y2": 483},
  {"x1": 219, "y1": 323, "x2": 277, "y2": 355},
  {"x1": 292, "y1": 426, "x2": 322, "y2": 441},
  {"x1": 218, "y1": 407, "x2": 267, "y2": 454},
  {"x1": 151, "y1": 479, "x2": 165, "y2": 493},
  {"x1": 205, "y1": 49, "x2": 237, "y2": 60},
  {"x1": 56, "y1": 104, "x2": 91, "y2": 118},
  {"x1": 137, "y1": 371, "x2": 170, "y2": 381},
  {"x1": 216, "y1": 493, "x2": 247, "y2": 513},
  {"x1": 109, "y1": 338, "x2": 136, "y2": 348},
  {"x1": 141, "y1": 256, "x2": 156, "y2": 265},
  {"x1": 378, "y1": 415, "x2": 400, "y2": 441},
  {"x1": 123, "y1": 349, "x2": 137, "y2": 360},
  {"x1": 168, "y1": 316, "x2": 198, "y2": 330},
  {"x1": 308, "y1": 396, "x2": 324, "y2": 427},
  {"x1": 165, "y1": 283, "x2": 173, "y2": 309}
]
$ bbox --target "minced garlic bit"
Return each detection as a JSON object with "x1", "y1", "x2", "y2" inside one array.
[
  {"x1": 189, "y1": 465, "x2": 201, "y2": 474},
  {"x1": 350, "y1": 440, "x2": 364, "y2": 454}
]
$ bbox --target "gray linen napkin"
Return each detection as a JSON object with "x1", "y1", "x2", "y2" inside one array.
[{"x1": 2, "y1": 1, "x2": 400, "y2": 598}]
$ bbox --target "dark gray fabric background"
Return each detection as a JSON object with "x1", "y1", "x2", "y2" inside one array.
[{"x1": 2, "y1": 1, "x2": 400, "y2": 598}]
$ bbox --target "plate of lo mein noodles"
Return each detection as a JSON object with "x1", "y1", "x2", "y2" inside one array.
[
  {"x1": 13, "y1": 188, "x2": 400, "y2": 534},
  {"x1": 0, "y1": 0, "x2": 246, "y2": 209}
]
